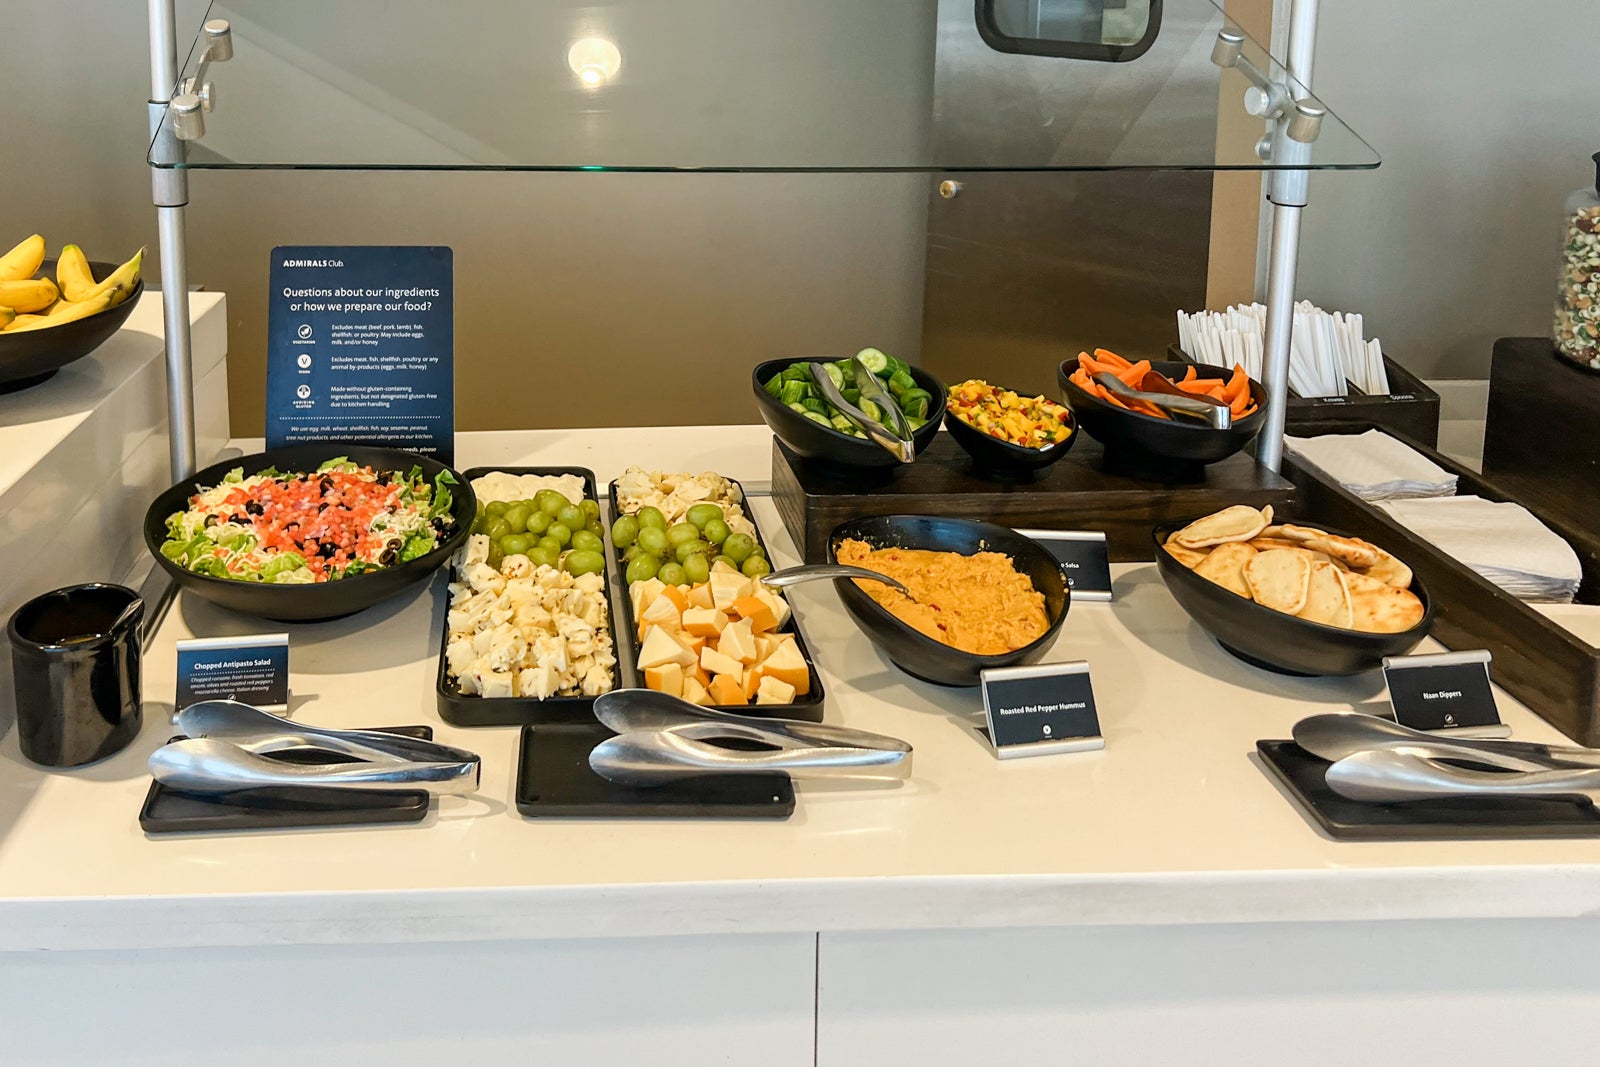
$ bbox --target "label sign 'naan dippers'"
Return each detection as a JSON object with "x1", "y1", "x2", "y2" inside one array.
[{"x1": 1164, "y1": 506, "x2": 1425, "y2": 634}]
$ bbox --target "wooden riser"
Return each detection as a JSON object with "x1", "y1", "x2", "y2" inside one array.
[{"x1": 770, "y1": 433, "x2": 1295, "y2": 564}]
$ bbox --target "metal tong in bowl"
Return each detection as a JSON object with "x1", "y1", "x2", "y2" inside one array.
[
  {"x1": 807, "y1": 357, "x2": 918, "y2": 462},
  {"x1": 588, "y1": 689, "x2": 912, "y2": 788},
  {"x1": 150, "y1": 699, "x2": 482, "y2": 796},
  {"x1": 1095, "y1": 372, "x2": 1232, "y2": 429}
]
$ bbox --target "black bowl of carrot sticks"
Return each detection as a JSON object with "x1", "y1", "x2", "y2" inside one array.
[{"x1": 1057, "y1": 351, "x2": 1266, "y2": 475}]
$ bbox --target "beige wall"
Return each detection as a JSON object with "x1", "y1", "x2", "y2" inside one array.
[
  {"x1": 4, "y1": 1, "x2": 931, "y2": 435},
  {"x1": 1300, "y1": 0, "x2": 1596, "y2": 378}
]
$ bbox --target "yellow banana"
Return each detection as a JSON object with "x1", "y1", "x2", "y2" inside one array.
[
  {"x1": 5, "y1": 292, "x2": 111, "y2": 332},
  {"x1": 69, "y1": 246, "x2": 144, "y2": 307},
  {"x1": 0, "y1": 306, "x2": 13, "y2": 329},
  {"x1": 55, "y1": 244, "x2": 96, "y2": 301},
  {"x1": 4, "y1": 314, "x2": 49, "y2": 331},
  {"x1": 0, "y1": 277, "x2": 59, "y2": 314},
  {"x1": 0, "y1": 235, "x2": 45, "y2": 282}
]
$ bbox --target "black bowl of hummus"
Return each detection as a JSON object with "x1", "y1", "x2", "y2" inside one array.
[{"x1": 826, "y1": 515, "x2": 1071, "y2": 687}]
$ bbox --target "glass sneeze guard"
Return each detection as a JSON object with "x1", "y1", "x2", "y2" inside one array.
[{"x1": 150, "y1": 0, "x2": 1379, "y2": 173}]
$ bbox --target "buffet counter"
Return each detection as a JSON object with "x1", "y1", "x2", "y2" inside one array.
[{"x1": 4, "y1": 427, "x2": 1600, "y2": 1065}]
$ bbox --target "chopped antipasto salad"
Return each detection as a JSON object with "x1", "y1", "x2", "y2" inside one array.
[{"x1": 160, "y1": 458, "x2": 458, "y2": 583}]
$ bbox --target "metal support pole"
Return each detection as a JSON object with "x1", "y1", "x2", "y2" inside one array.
[
  {"x1": 147, "y1": 0, "x2": 198, "y2": 481},
  {"x1": 1254, "y1": 0, "x2": 1320, "y2": 472}
]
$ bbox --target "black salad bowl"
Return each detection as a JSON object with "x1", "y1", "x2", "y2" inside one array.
[
  {"x1": 827, "y1": 515, "x2": 1070, "y2": 687},
  {"x1": 1153, "y1": 521, "x2": 1434, "y2": 676},
  {"x1": 752, "y1": 358, "x2": 946, "y2": 472},
  {"x1": 1057, "y1": 358, "x2": 1266, "y2": 474},
  {"x1": 943, "y1": 402, "x2": 1078, "y2": 477},
  {"x1": 0, "y1": 260, "x2": 144, "y2": 393},
  {"x1": 144, "y1": 445, "x2": 475, "y2": 622}
]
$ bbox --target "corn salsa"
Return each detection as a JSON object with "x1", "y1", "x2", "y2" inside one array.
[{"x1": 947, "y1": 379, "x2": 1072, "y2": 449}]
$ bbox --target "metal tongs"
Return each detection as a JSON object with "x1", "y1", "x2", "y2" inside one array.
[
  {"x1": 1095, "y1": 371, "x2": 1232, "y2": 429},
  {"x1": 149, "y1": 699, "x2": 481, "y2": 796},
  {"x1": 808, "y1": 356, "x2": 918, "y2": 462},
  {"x1": 588, "y1": 690, "x2": 912, "y2": 788},
  {"x1": 1292, "y1": 712, "x2": 1600, "y2": 806}
]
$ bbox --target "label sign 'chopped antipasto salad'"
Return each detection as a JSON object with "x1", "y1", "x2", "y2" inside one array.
[{"x1": 160, "y1": 458, "x2": 458, "y2": 584}]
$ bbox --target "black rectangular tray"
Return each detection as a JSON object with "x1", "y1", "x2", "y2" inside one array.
[
  {"x1": 140, "y1": 727, "x2": 433, "y2": 834},
  {"x1": 435, "y1": 466, "x2": 624, "y2": 727},
  {"x1": 1282, "y1": 423, "x2": 1600, "y2": 746},
  {"x1": 1257, "y1": 739, "x2": 1600, "y2": 840},
  {"x1": 516, "y1": 723, "x2": 795, "y2": 818},
  {"x1": 1169, "y1": 345, "x2": 1441, "y2": 448},
  {"x1": 607, "y1": 476, "x2": 826, "y2": 722}
]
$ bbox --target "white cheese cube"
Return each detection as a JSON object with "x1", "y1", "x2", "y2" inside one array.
[
  {"x1": 700, "y1": 645, "x2": 744, "y2": 678},
  {"x1": 639, "y1": 625, "x2": 697, "y2": 669},
  {"x1": 756, "y1": 675, "x2": 797, "y2": 705}
]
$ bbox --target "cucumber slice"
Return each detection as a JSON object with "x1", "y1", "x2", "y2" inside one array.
[
  {"x1": 883, "y1": 354, "x2": 911, "y2": 378},
  {"x1": 907, "y1": 414, "x2": 927, "y2": 430},
  {"x1": 780, "y1": 365, "x2": 812, "y2": 383},
  {"x1": 778, "y1": 380, "x2": 810, "y2": 406},
  {"x1": 763, "y1": 374, "x2": 783, "y2": 398},
  {"x1": 787, "y1": 402, "x2": 809, "y2": 415},
  {"x1": 888, "y1": 369, "x2": 916, "y2": 398},
  {"x1": 803, "y1": 411, "x2": 834, "y2": 427},
  {"x1": 801, "y1": 398, "x2": 829, "y2": 416},
  {"x1": 821, "y1": 363, "x2": 846, "y2": 389},
  {"x1": 830, "y1": 415, "x2": 855, "y2": 433},
  {"x1": 841, "y1": 387, "x2": 861, "y2": 406},
  {"x1": 860, "y1": 398, "x2": 884, "y2": 423},
  {"x1": 854, "y1": 347, "x2": 890, "y2": 375},
  {"x1": 899, "y1": 388, "x2": 932, "y2": 420}
]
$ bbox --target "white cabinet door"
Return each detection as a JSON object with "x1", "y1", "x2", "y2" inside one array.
[
  {"x1": 819, "y1": 920, "x2": 1600, "y2": 1066},
  {"x1": 0, "y1": 932, "x2": 816, "y2": 1067}
]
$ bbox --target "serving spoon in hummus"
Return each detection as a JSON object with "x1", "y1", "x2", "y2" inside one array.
[{"x1": 761, "y1": 564, "x2": 917, "y2": 601}]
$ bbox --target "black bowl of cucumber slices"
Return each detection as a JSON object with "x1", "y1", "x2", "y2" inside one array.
[{"x1": 753, "y1": 350, "x2": 946, "y2": 471}]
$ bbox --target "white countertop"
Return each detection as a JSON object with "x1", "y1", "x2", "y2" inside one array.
[{"x1": 2, "y1": 425, "x2": 1599, "y2": 953}]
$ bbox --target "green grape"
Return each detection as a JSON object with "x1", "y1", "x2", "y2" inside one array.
[
  {"x1": 486, "y1": 543, "x2": 505, "y2": 569},
  {"x1": 748, "y1": 544, "x2": 766, "y2": 559},
  {"x1": 579, "y1": 499, "x2": 601, "y2": 521},
  {"x1": 636, "y1": 526, "x2": 668, "y2": 557},
  {"x1": 557, "y1": 503, "x2": 585, "y2": 529},
  {"x1": 483, "y1": 518, "x2": 511, "y2": 542},
  {"x1": 527, "y1": 545, "x2": 558, "y2": 569},
  {"x1": 636, "y1": 506, "x2": 667, "y2": 531},
  {"x1": 545, "y1": 523, "x2": 572, "y2": 548},
  {"x1": 722, "y1": 533, "x2": 755, "y2": 564},
  {"x1": 563, "y1": 549, "x2": 606, "y2": 576},
  {"x1": 683, "y1": 553, "x2": 711, "y2": 585},
  {"x1": 702, "y1": 518, "x2": 729, "y2": 546},
  {"x1": 484, "y1": 500, "x2": 509, "y2": 518},
  {"x1": 741, "y1": 556, "x2": 772, "y2": 580},
  {"x1": 501, "y1": 533, "x2": 533, "y2": 556},
  {"x1": 675, "y1": 539, "x2": 711, "y2": 563},
  {"x1": 502, "y1": 504, "x2": 532, "y2": 534},
  {"x1": 525, "y1": 510, "x2": 552, "y2": 536},
  {"x1": 538, "y1": 535, "x2": 563, "y2": 555},
  {"x1": 536, "y1": 490, "x2": 568, "y2": 517},
  {"x1": 658, "y1": 562, "x2": 687, "y2": 587},
  {"x1": 625, "y1": 554, "x2": 660, "y2": 584},
  {"x1": 586, "y1": 518, "x2": 605, "y2": 538},
  {"x1": 622, "y1": 545, "x2": 643, "y2": 562},
  {"x1": 612, "y1": 515, "x2": 640, "y2": 548},
  {"x1": 570, "y1": 530, "x2": 604, "y2": 554},
  {"x1": 685, "y1": 503, "x2": 723, "y2": 530},
  {"x1": 712, "y1": 555, "x2": 739, "y2": 571},
  {"x1": 665, "y1": 522, "x2": 700, "y2": 547}
]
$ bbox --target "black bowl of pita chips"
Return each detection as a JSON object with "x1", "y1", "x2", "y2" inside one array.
[{"x1": 1153, "y1": 505, "x2": 1433, "y2": 676}]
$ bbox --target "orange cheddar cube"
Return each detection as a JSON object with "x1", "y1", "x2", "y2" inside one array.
[
  {"x1": 644, "y1": 663, "x2": 684, "y2": 698},
  {"x1": 708, "y1": 673, "x2": 748, "y2": 706},
  {"x1": 731, "y1": 596, "x2": 779, "y2": 633},
  {"x1": 660, "y1": 585, "x2": 690, "y2": 614}
]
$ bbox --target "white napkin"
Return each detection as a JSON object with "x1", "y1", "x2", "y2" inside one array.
[
  {"x1": 1376, "y1": 496, "x2": 1582, "y2": 603},
  {"x1": 1285, "y1": 430, "x2": 1457, "y2": 501}
]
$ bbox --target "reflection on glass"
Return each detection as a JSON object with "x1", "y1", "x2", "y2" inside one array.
[
  {"x1": 980, "y1": 0, "x2": 1160, "y2": 61},
  {"x1": 148, "y1": 0, "x2": 1376, "y2": 173},
  {"x1": 567, "y1": 37, "x2": 621, "y2": 88}
]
